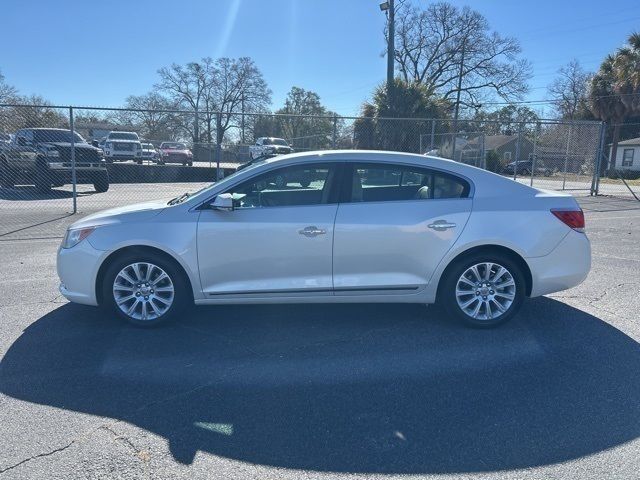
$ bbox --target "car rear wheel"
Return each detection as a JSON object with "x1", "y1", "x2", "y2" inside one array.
[
  {"x1": 0, "y1": 157, "x2": 14, "y2": 188},
  {"x1": 102, "y1": 254, "x2": 189, "y2": 327},
  {"x1": 93, "y1": 172, "x2": 110, "y2": 193},
  {"x1": 439, "y1": 252, "x2": 525, "y2": 328},
  {"x1": 35, "y1": 160, "x2": 51, "y2": 193},
  {"x1": 521, "y1": 168, "x2": 530, "y2": 176}
]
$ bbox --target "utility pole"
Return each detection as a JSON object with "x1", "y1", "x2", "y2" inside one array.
[
  {"x1": 240, "y1": 94, "x2": 246, "y2": 145},
  {"x1": 380, "y1": 0, "x2": 395, "y2": 105},
  {"x1": 451, "y1": 39, "x2": 466, "y2": 162},
  {"x1": 387, "y1": 0, "x2": 395, "y2": 97}
]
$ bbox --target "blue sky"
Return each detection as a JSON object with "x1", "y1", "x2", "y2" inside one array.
[{"x1": 0, "y1": 0, "x2": 638, "y2": 116}]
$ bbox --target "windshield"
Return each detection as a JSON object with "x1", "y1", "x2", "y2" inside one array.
[
  {"x1": 33, "y1": 130, "x2": 85, "y2": 144},
  {"x1": 142, "y1": 143, "x2": 154, "y2": 149},
  {"x1": 268, "y1": 138, "x2": 288, "y2": 146},
  {"x1": 161, "y1": 142, "x2": 187, "y2": 149},
  {"x1": 109, "y1": 132, "x2": 138, "y2": 140},
  {"x1": 169, "y1": 159, "x2": 270, "y2": 205}
]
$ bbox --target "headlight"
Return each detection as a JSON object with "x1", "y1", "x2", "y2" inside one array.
[{"x1": 62, "y1": 227, "x2": 96, "y2": 249}]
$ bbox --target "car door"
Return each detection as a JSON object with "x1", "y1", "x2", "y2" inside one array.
[
  {"x1": 197, "y1": 162, "x2": 342, "y2": 297},
  {"x1": 13, "y1": 130, "x2": 36, "y2": 170},
  {"x1": 332, "y1": 162, "x2": 473, "y2": 294}
]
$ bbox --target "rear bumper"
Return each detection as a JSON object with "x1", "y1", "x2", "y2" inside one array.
[{"x1": 527, "y1": 229, "x2": 591, "y2": 297}]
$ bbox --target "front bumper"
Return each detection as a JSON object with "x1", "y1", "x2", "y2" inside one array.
[
  {"x1": 527, "y1": 229, "x2": 591, "y2": 297},
  {"x1": 57, "y1": 239, "x2": 105, "y2": 306},
  {"x1": 47, "y1": 166, "x2": 107, "y2": 183}
]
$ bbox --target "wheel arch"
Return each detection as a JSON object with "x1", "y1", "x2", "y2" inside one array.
[
  {"x1": 436, "y1": 244, "x2": 533, "y2": 301},
  {"x1": 95, "y1": 245, "x2": 195, "y2": 306}
]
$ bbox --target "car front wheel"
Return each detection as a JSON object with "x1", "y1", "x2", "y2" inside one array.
[
  {"x1": 102, "y1": 254, "x2": 190, "y2": 327},
  {"x1": 439, "y1": 253, "x2": 525, "y2": 328}
]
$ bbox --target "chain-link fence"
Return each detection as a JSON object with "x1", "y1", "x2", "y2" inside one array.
[{"x1": 0, "y1": 103, "x2": 625, "y2": 239}]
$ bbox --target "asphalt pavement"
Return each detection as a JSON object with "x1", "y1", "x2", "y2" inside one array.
[{"x1": 0, "y1": 194, "x2": 639, "y2": 479}]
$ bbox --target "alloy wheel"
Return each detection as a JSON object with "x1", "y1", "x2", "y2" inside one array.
[
  {"x1": 455, "y1": 262, "x2": 516, "y2": 321},
  {"x1": 112, "y1": 262, "x2": 175, "y2": 321}
]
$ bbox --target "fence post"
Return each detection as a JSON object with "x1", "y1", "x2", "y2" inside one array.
[
  {"x1": 332, "y1": 114, "x2": 337, "y2": 149},
  {"x1": 530, "y1": 122, "x2": 539, "y2": 187},
  {"x1": 215, "y1": 112, "x2": 222, "y2": 181},
  {"x1": 430, "y1": 119, "x2": 435, "y2": 152},
  {"x1": 513, "y1": 123, "x2": 522, "y2": 182},
  {"x1": 69, "y1": 106, "x2": 77, "y2": 214},
  {"x1": 562, "y1": 125, "x2": 572, "y2": 190},
  {"x1": 592, "y1": 121, "x2": 606, "y2": 196},
  {"x1": 481, "y1": 134, "x2": 486, "y2": 169}
]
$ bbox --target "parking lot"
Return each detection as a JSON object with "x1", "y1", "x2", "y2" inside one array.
[{"x1": 0, "y1": 193, "x2": 637, "y2": 479}]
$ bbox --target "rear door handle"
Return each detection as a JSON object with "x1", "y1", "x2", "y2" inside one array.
[
  {"x1": 428, "y1": 220, "x2": 457, "y2": 231},
  {"x1": 299, "y1": 226, "x2": 326, "y2": 237}
]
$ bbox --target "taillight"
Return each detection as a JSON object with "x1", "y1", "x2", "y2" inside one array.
[{"x1": 551, "y1": 208, "x2": 585, "y2": 232}]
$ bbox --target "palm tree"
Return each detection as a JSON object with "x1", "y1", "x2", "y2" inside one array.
[{"x1": 589, "y1": 33, "x2": 640, "y2": 173}]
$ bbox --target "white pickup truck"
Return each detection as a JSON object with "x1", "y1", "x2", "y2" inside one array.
[
  {"x1": 249, "y1": 137, "x2": 293, "y2": 160},
  {"x1": 102, "y1": 131, "x2": 143, "y2": 163}
]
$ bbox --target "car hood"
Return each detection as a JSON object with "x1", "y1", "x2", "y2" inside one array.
[
  {"x1": 69, "y1": 199, "x2": 169, "y2": 229},
  {"x1": 42, "y1": 142, "x2": 99, "y2": 151}
]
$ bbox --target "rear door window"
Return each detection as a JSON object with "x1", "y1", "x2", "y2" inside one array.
[{"x1": 348, "y1": 163, "x2": 470, "y2": 202}]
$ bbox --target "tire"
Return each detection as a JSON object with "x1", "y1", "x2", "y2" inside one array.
[
  {"x1": 136, "y1": 159, "x2": 142, "y2": 165},
  {"x1": 520, "y1": 168, "x2": 530, "y2": 176},
  {"x1": 544, "y1": 169, "x2": 551, "y2": 177},
  {"x1": 102, "y1": 252, "x2": 190, "y2": 327},
  {"x1": 438, "y1": 252, "x2": 525, "y2": 328},
  {"x1": 188, "y1": 162, "x2": 193, "y2": 167},
  {"x1": 299, "y1": 177, "x2": 311, "y2": 188},
  {"x1": 0, "y1": 156, "x2": 14, "y2": 188},
  {"x1": 35, "y1": 160, "x2": 51, "y2": 193},
  {"x1": 93, "y1": 172, "x2": 110, "y2": 193}
]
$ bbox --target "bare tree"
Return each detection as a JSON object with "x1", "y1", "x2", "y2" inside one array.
[
  {"x1": 548, "y1": 60, "x2": 592, "y2": 119},
  {"x1": 205, "y1": 57, "x2": 271, "y2": 145},
  {"x1": 0, "y1": 70, "x2": 18, "y2": 104},
  {"x1": 119, "y1": 92, "x2": 182, "y2": 141},
  {"x1": 155, "y1": 57, "x2": 270, "y2": 145},
  {"x1": 392, "y1": 2, "x2": 530, "y2": 110},
  {"x1": 155, "y1": 61, "x2": 209, "y2": 143}
]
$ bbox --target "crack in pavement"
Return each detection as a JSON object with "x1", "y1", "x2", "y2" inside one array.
[
  {"x1": 0, "y1": 422, "x2": 151, "y2": 475},
  {"x1": 0, "y1": 440, "x2": 76, "y2": 474}
]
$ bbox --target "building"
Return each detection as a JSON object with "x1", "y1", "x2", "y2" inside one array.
[
  {"x1": 610, "y1": 137, "x2": 640, "y2": 172},
  {"x1": 461, "y1": 134, "x2": 534, "y2": 166}
]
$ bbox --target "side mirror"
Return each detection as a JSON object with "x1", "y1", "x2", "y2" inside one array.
[{"x1": 210, "y1": 193, "x2": 234, "y2": 211}]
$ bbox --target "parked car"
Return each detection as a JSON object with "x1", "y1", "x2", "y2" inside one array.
[
  {"x1": 140, "y1": 143, "x2": 158, "y2": 162},
  {"x1": 103, "y1": 131, "x2": 142, "y2": 163},
  {"x1": 502, "y1": 159, "x2": 552, "y2": 177},
  {"x1": 157, "y1": 142, "x2": 193, "y2": 166},
  {"x1": 0, "y1": 128, "x2": 108, "y2": 192},
  {"x1": 57, "y1": 150, "x2": 590, "y2": 328},
  {"x1": 249, "y1": 137, "x2": 293, "y2": 160}
]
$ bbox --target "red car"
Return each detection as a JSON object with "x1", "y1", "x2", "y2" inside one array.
[{"x1": 157, "y1": 142, "x2": 193, "y2": 166}]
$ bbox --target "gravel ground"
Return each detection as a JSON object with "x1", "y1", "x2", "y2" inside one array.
[{"x1": 0, "y1": 194, "x2": 638, "y2": 480}]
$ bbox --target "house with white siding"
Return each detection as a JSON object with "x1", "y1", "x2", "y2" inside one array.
[{"x1": 610, "y1": 137, "x2": 640, "y2": 172}]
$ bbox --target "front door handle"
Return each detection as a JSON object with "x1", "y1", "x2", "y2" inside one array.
[
  {"x1": 428, "y1": 220, "x2": 457, "y2": 231},
  {"x1": 299, "y1": 226, "x2": 326, "y2": 237}
]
